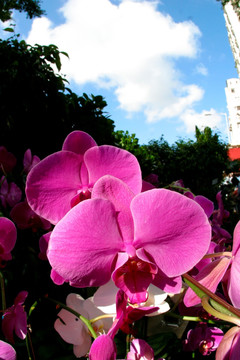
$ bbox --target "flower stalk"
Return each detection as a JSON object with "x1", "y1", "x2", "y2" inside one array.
[
  {"x1": 183, "y1": 273, "x2": 240, "y2": 320},
  {"x1": 0, "y1": 271, "x2": 6, "y2": 311}
]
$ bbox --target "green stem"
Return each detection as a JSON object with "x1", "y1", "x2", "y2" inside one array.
[
  {"x1": 90, "y1": 314, "x2": 115, "y2": 324},
  {"x1": 46, "y1": 296, "x2": 97, "y2": 339},
  {"x1": 201, "y1": 296, "x2": 240, "y2": 326},
  {"x1": 166, "y1": 311, "x2": 225, "y2": 325},
  {"x1": 126, "y1": 333, "x2": 131, "y2": 357},
  {"x1": 26, "y1": 327, "x2": 36, "y2": 360},
  {"x1": 203, "y1": 251, "x2": 232, "y2": 259},
  {"x1": 0, "y1": 271, "x2": 6, "y2": 311},
  {"x1": 183, "y1": 273, "x2": 240, "y2": 319},
  {"x1": 28, "y1": 300, "x2": 39, "y2": 318}
]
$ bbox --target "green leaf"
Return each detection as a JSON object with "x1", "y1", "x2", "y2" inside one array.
[{"x1": 4, "y1": 27, "x2": 14, "y2": 32}]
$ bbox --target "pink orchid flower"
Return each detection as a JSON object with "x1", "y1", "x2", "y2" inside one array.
[
  {"x1": 38, "y1": 231, "x2": 51, "y2": 260},
  {"x1": 0, "y1": 340, "x2": 16, "y2": 360},
  {"x1": 54, "y1": 293, "x2": 113, "y2": 358},
  {"x1": 127, "y1": 338, "x2": 155, "y2": 360},
  {"x1": 0, "y1": 177, "x2": 22, "y2": 209},
  {"x1": 89, "y1": 334, "x2": 117, "y2": 360},
  {"x1": 48, "y1": 175, "x2": 211, "y2": 303},
  {"x1": 26, "y1": 130, "x2": 142, "y2": 225},
  {"x1": 0, "y1": 217, "x2": 17, "y2": 268},
  {"x1": 10, "y1": 199, "x2": 51, "y2": 231},
  {"x1": 183, "y1": 322, "x2": 224, "y2": 356},
  {"x1": 89, "y1": 290, "x2": 158, "y2": 360},
  {"x1": 0, "y1": 147, "x2": 16, "y2": 174},
  {"x1": 216, "y1": 326, "x2": 240, "y2": 359},
  {"x1": 89, "y1": 336, "x2": 161, "y2": 360},
  {"x1": 107, "y1": 289, "x2": 159, "y2": 338},
  {"x1": 23, "y1": 149, "x2": 40, "y2": 174},
  {"x1": 184, "y1": 191, "x2": 214, "y2": 218},
  {"x1": 184, "y1": 220, "x2": 240, "y2": 308},
  {"x1": 2, "y1": 291, "x2": 28, "y2": 344}
]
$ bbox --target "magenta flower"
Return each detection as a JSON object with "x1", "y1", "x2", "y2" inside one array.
[
  {"x1": 23, "y1": 149, "x2": 40, "y2": 174},
  {"x1": 107, "y1": 289, "x2": 159, "y2": 337},
  {"x1": 216, "y1": 326, "x2": 240, "y2": 359},
  {"x1": 2, "y1": 291, "x2": 28, "y2": 344},
  {"x1": 183, "y1": 322, "x2": 224, "y2": 356},
  {"x1": 0, "y1": 217, "x2": 17, "y2": 268},
  {"x1": 26, "y1": 130, "x2": 142, "y2": 224},
  {"x1": 184, "y1": 220, "x2": 240, "y2": 308},
  {"x1": 89, "y1": 334, "x2": 117, "y2": 360},
  {"x1": 0, "y1": 341, "x2": 16, "y2": 360},
  {"x1": 48, "y1": 175, "x2": 211, "y2": 302},
  {"x1": 10, "y1": 199, "x2": 51, "y2": 231},
  {"x1": 226, "y1": 221, "x2": 240, "y2": 308},
  {"x1": 38, "y1": 231, "x2": 51, "y2": 260},
  {"x1": 184, "y1": 191, "x2": 214, "y2": 218},
  {"x1": 0, "y1": 147, "x2": 16, "y2": 174},
  {"x1": 0, "y1": 177, "x2": 22, "y2": 209},
  {"x1": 183, "y1": 255, "x2": 232, "y2": 307},
  {"x1": 127, "y1": 339, "x2": 154, "y2": 360}
]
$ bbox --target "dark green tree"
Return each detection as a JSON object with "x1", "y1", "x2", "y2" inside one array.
[
  {"x1": 114, "y1": 127, "x2": 230, "y2": 201},
  {"x1": 0, "y1": 38, "x2": 115, "y2": 159},
  {"x1": 0, "y1": 0, "x2": 44, "y2": 22}
]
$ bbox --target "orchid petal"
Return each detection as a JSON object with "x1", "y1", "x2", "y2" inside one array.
[
  {"x1": 216, "y1": 326, "x2": 240, "y2": 360},
  {"x1": 85, "y1": 145, "x2": 142, "y2": 194},
  {"x1": 194, "y1": 195, "x2": 214, "y2": 218},
  {"x1": 62, "y1": 130, "x2": 97, "y2": 155},
  {"x1": 14, "y1": 305, "x2": 27, "y2": 340},
  {"x1": 228, "y1": 249, "x2": 240, "y2": 308},
  {"x1": 50, "y1": 269, "x2": 66, "y2": 285},
  {"x1": 92, "y1": 175, "x2": 135, "y2": 241},
  {"x1": 184, "y1": 257, "x2": 232, "y2": 307},
  {"x1": 127, "y1": 339, "x2": 154, "y2": 360},
  {"x1": 89, "y1": 334, "x2": 116, "y2": 360},
  {"x1": 26, "y1": 151, "x2": 82, "y2": 224},
  {"x1": 142, "y1": 180, "x2": 155, "y2": 192},
  {"x1": 132, "y1": 189, "x2": 211, "y2": 277},
  {"x1": 0, "y1": 146, "x2": 16, "y2": 173},
  {"x1": 0, "y1": 218, "x2": 17, "y2": 253},
  {"x1": 14, "y1": 291, "x2": 28, "y2": 306},
  {"x1": 48, "y1": 199, "x2": 124, "y2": 287},
  {"x1": 152, "y1": 270, "x2": 182, "y2": 294},
  {"x1": 0, "y1": 340, "x2": 16, "y2": 360},
  {"x1": 232, "y1": 220, "x2": 240, "y2": 255},
  {"x1": 93, "y1": 281, "x2": 118, "y2": 314}
]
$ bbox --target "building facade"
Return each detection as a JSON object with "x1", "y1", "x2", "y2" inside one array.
[
  {"x1": 224, "y1": 1, "x2": 240, "y2": 147},
  {"x1": 225, "y1": 78, "x2": 240, "y2": 146}
]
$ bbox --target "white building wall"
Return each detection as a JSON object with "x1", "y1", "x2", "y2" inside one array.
[
  {"x1": 225, "y1": 78, "x2": 240, "y2": 146},
  {"x1": 224, "y1": 2, "x2": 240, "y2": 146},
  {"x1": 224, "y1": 2, "x2": 240, "y2": 76}
]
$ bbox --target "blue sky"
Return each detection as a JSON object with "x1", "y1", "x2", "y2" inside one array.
[{"x1": 2, "y1": 0, "x2": 238, "y2": 145}]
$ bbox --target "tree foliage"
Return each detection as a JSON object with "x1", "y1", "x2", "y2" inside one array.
[
  {"x1": 0, "y1": 0, "x2": 44, "y2": 22},
  {"x1": 114, "y1": 127, "x2": 230, "y2": 201},
  {"x1": 0, "y1": 38, "x2": 115, "y2": 159}
]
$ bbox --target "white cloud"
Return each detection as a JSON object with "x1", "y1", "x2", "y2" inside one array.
[
  {"x1": 26, "y1": 0, "x2": 203, "y2": 123},
  {"x1": 195, "y1": 63, "x2": 208, "y2": 76},
  {"x1": 178, "y1": 108, "x2": 226, "y2": 134}
]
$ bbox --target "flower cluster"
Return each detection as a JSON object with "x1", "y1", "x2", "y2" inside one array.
[{"x1": 0, "y1": 130, "x2": 240, "y2": 359}]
